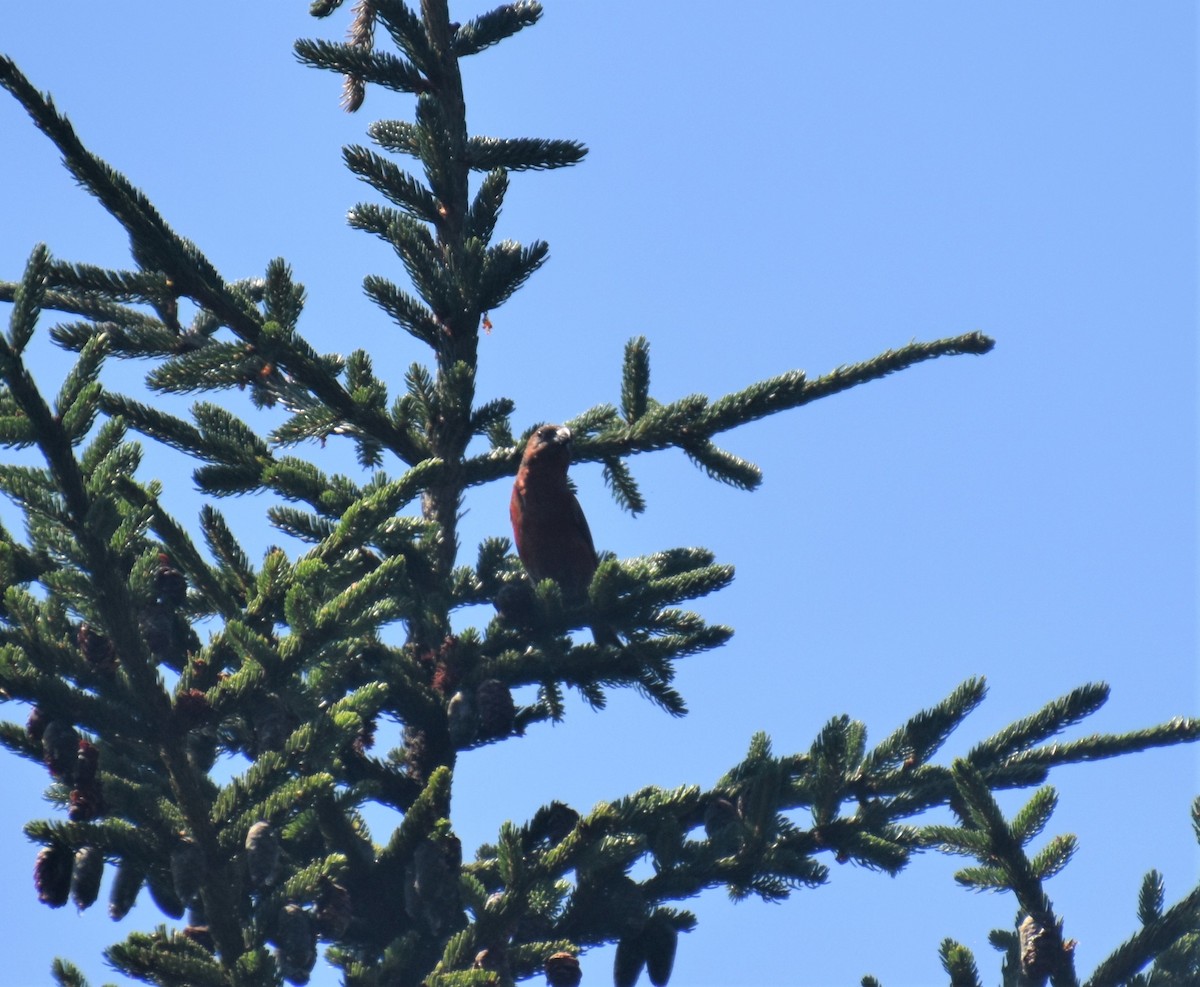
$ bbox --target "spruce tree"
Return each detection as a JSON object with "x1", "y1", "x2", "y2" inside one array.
[{"x1": 0, "y1": 4, "x2": 1196, "y2": 986}]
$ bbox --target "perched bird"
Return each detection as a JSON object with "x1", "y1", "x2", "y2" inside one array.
[{"x1": 510, "y1": 424, "x2": 619, "y2": 646}]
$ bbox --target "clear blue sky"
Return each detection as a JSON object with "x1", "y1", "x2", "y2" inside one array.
[{"x1": 0, "y1": 3, "x2": 1195, "y2": 985}]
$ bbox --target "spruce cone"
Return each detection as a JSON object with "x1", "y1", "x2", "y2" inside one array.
[
  {"x1": 494, "y1": 581, "x2": 537, "y2": 628},
  {"x1": 643, "y1": 914, "x2": 679, "y2": 987},
  {"x1": 69, "y1": 740, "x2": 105, "y2": 821},
  {"x1": 186, "y1": 730, "x2": 219, "y2": 773},
  {"x1": 25, "y1": 705, "x2": 48, "y2": 744},
  {"x1": 245, "y1": 820, "x2": 280, "y2": 889},
  {"x1": 613, "y1": 934, "x2": 646, "y2": 987},
  {"x1": 78, "y1": 623, "x2": 117, "y2": 673},
  {"x1": 474, "y1": 946, "x2": 507, "y2": 975},
  {"x1": 275, "y1": 903, "x2": 318, "y2": 985},
  {"x1": 170, "y1": 836, "x2": 204, "y2": 907},
  {"x1": 70, "y1": 846, "x2": 104, "y2": 911},
  {"x1": 402, "y1": 723, "x2": 431, "y2": 784},
  {"x1": 68, "y1": 782, "x2": 105, "y2": 822},
  {"x1": 253, "y1": 696, "x2": 294, "y2": 754},
  {"x1": 314, "y1": 876, "x2": 352, "y2": 939},
  {"x1": 174, "y1": 688, "x2": 212, "y2": 730},
  {"x1": 154, "y1": 555, "x2": 188, "y2": 606},
  {"x1": 109, "y1": 860, "x2": 145, "y2": 920},
  {"x1": 40, "y1": 720, "x2": 80, "y2": 780},
  {"x1": 352, "y1": 715, "x2": 376, "y2": 755},
  {"x1": 544, "y1": 951, "x2": 582, "y2": 987},
  {"x1": 139, "y1": 605, "x2": 179, "y2": 663},
  {"x1": 475, "y1": 679, "x2": 516, "y2": 739},
  {"x1": 447, "y1": 690, "x2": 477, "y2": 747},
  {"x1": 35, "y1": 844, "x2": 72, "y2": 908},
  {"x1": 147, "y1": 870, "x2": 185, "y2": 919},
  {"x1": 74, "y1": 739, "x2": 99, "y2": 783},
  {"x1": 405, "y1": 835, "x2": 463, "y2": 934}
]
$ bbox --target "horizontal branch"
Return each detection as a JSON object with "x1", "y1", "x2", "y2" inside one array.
[{"x1": 463, "y1": 330, "x2": 995, "y2": 489}]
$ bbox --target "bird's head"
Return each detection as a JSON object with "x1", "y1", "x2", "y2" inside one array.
[{"x1": 520, "y1": 423, "x2": 573, "y2": 471}]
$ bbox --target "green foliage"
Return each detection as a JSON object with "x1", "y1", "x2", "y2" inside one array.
[
  {"x1": 0, "y1": 4, "x2": 1194, "y2": 987},
  {"x1": 939, "y1": 939, "x2": 983, "y2": 987}
]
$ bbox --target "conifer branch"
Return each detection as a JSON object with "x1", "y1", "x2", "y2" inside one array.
[
  {"x1": 0, "y1": 282, "x2": 161, "y2": 329},
  {"x1": 465, "y1": 136, "x2": 587, "y2": 172},
  {"x1": 463, "y1": 331, "x2": 995, "y2": 493},
  {"x1": 700, "y1": 330, "x2": 994, "y2": 435},
  {"x1": 378, "y1": 0, "x2": 436, "y2": 72},
  {"x1": 452, "y1": 2, "x2": 543, "y2": 58},
  {"x1": 0, "y1": 250, "x2": 248, "y2": 964},
  {"x1": 1085, "y1": 881, "x2": 1200, "y2": 986},
  {"x1": 1007, "y1": 717, "x2": 1200, "y2": 770},
  {"x1": 114, "y1": 478, "x2": 246, "y2": 620},
  {"x1": 345, "y1": 144, "x2": 443, "y2": 223},
  {"x1": 938, "y1": 940, "x2": 983, "y2": 987},
  {"x1": 465, "y1": 168, "x2": 508, "y2": 244},
  {"x1": 1, "y1": 58, "x2": 433, "y2": 470},
  {"x1": 50, "y1": 958, "x2": 90, "y2": 987},
  {"x1": 861, "y1": 676, "x2": 989, "y2": 774},
  {"x1": 1, "y1": 3, "x2": 1193, "y2": 984},
  {"x1": 968, "y1": 682, "x2": 1110, "y2": 767},
  {"x1": 456, "y1": 677, "x2": 1198, "y2": 982},
  {"x1": 0, "y1": 58, "x2": 244, "y2": 325},
  {"x1": 937, "y1": 761, "x2": 1080, "y2": 986},
  {"x1": 294, "y1": 38, "x2": 428, "y2": 95}
]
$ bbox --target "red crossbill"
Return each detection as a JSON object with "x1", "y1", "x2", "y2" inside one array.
[{"x1": 510, "y1": 424, "x2": 620, "y2": 647}]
